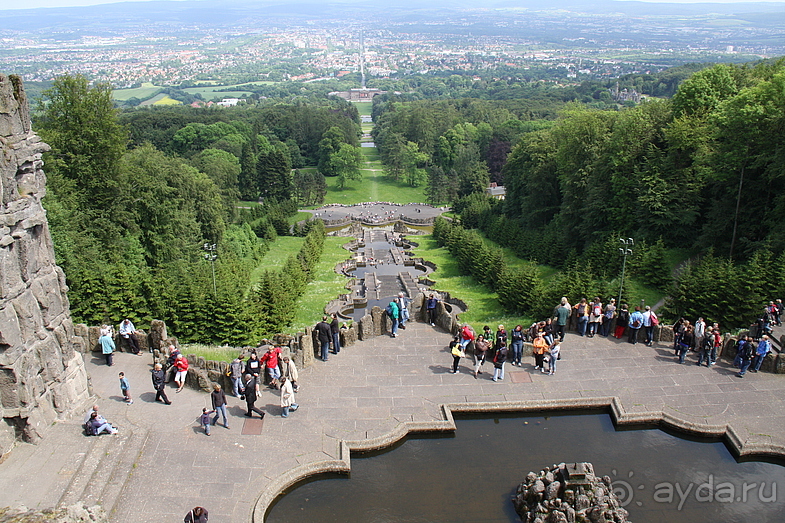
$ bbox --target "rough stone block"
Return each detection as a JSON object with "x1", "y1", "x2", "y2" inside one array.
[
  {"x1": 371, "y1": 306, "x2": 384, "y2": 336},
  {"x1": 358, "y1": 313, "x2": 374, "y2": 341}
]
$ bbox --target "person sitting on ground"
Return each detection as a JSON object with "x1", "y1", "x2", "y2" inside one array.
[
  {"x1": 119, "y1": 318, "x2": 142, "y2": 355},
  {"x1": 88, "y1": 411, "x2": 118, "y2": 435}
]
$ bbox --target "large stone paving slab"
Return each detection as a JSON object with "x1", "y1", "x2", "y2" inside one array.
[{"x1": 2, "y1": 323, "x2": 785, "y2": 522}]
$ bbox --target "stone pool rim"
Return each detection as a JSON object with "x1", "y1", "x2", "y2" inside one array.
[{"x1": 252, "y1": 396, "x2": 785, "y2": 522}]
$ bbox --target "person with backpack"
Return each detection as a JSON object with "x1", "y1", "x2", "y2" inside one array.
[
  {"x1": 614, "y1": 304, "x2": 629, "y2": 339},
  {"x1": 554, "y1": 297, "x2": 571, "y2": 342},
  {"x1": 736, "y1": 339, "x2": 756, "y2": 378},
  {"x1": 574, "y1": 298, "x2": 589, "y2": 336},
  {"x1": 628, "y1": 306, "x2": 644, "y2": 344},
  {"x1": 449, "y1": 337, "x2": 464, "y2": 374},
  {"x1": 473, "y1": 335, "x2": 490, "y2": 378},
  {"x1": 386, "y1": 300, "x2": 400, "y2": 338},
  {"x1": 492, "y1": 342, "x2": 508, "y2": 382},
  {"x1": 459, "y1": 323, "x2": 475, "y2": 351},
  {"x1": 676, "y1": 322, "x2": 693, "y2": 364},
  {"x1": 697, "y1": 327, "x2": 714, "y2": 367},
  {"x1": 601, "y1": 298, "x2": 616, "y2": 337},
  {"x1": 733, "y1": 335, "x2": 749, "y2": 369},
  {"x1": 587, "y1": 298, "x2": 603, "y2": 337}
]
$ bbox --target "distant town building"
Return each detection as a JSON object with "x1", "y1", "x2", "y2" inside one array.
[
  {"x1": 487, "y1": 182, "x2": 506, "y2": 200},
  {"x1": 216, "y1": 98, "x2": 244, "y2": 107},
  {"x1": 609, "y1": 82, "x2": 643, "y2": 104},
  {"x1": 329, "y1": 88, "x2": 387, "y2": 101}
]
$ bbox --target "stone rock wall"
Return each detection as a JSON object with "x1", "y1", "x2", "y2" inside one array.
[
  {"x1": 0, "y1": 75, "x2": 90, "y2": 455},
  {"x1": 513, "y1": 462, "x2": 630, "y2": 523}
]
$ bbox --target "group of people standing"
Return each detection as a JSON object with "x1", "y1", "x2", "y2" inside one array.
[
  {"x1": 570, "y1": 298, "x2": 659, "y2": 346},
  {"x1": 452, "y1": 321, "x2": 561, "y2": 380},
  {"x1": 315, "y1": 313, "x2": 343, "y2": 361}
]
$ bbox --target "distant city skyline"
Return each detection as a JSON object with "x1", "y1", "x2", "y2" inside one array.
[{"x1": 1, "y1": 0, "x2": 784, "y2": 11}]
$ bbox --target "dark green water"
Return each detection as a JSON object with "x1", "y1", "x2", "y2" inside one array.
[{"x1": 266, "y1": 412, "x2": 785, "y2": 523}]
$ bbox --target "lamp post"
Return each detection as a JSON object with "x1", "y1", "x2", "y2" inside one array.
[
  {"x1": 618, "y1": 238, "x2": 633, "y2": 307},
  {"x1": 203, "y1": 243, "x2": 217, "y2": 296}
]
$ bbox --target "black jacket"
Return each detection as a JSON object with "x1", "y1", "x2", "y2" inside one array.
[{"x1": 151, "y1": 369, "x2": 165, "y2": 390}]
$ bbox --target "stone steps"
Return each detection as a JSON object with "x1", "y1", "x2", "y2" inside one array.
[{"x1": 57, "y1": 425, "x2": 149, "y2": 516}]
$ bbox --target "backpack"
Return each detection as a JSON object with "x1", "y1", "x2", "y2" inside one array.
[
  {"x1": 592, "y1": 304, "x2": 602, "y2": 316},
  {"x1": 385, "y1": 302, "x2": 395, "y2": 318}
]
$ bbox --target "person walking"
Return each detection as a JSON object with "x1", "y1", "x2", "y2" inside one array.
[
  {"x1": 151, "y1": 363, "x2": 171, "y2": 405},
  {"x1": 280, "y1": 377, "x2": 299, "y2": 417},
  {"x1": 449, "y1": 337, "x2": 463, "y2": 374},
  {"x1": 119, "y1": 372, "x2": 133, "y2": 404},
  {"x1": 473, "y1": 335, "x2": 489, "y2": 378},
  {"x1": 229, "y1": 355, "x2": 245, "y2": 398},
  {"x1": 244, "y1": 374, "x2": 265, "y2": 418},
  {"x1": 210, "y1": 384, "x2": 229, "y2": 429},
  {"x1": 547, "y1": 340, "x2": 561, "y2": 375},
  {"x1": 554, "y1": 297, "x2": 571, "y2": 342},
  {"x1": 200, "y1": 408, "x2": 214, "y2": 436},
  {"x1": 628, "y1": 306, "x2": 644, "y2": 344},
  {"x1": 100, "y1": 331, "x2": 115, "y2": 367},
  {"x1": 736, "y1": 339, "x2": 755, "y2": 378},
  {"x1": 492, "y1": 342, "x2": 508, "y2": 382},
  {"x1": 173, "y1": 353, "x2": 189, "y2": 393},
  {"x1": 386, "y1": 300, "x2": 400, "y2": 338},
  {"x1": 184, "y1": 507, "x2": 208, "y2": 523}
]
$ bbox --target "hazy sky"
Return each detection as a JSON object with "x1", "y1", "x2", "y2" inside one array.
[{"x1": 0, "y1": 0, "x2": 782, "y2": 11}]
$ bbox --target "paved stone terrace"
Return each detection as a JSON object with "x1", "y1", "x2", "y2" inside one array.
[{"x1": 1, "y1": 323, "x2": 785, "y2": 522}]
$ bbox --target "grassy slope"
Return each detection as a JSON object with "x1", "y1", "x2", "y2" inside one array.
[
  {"x1": 412, "y1": 235, "x2": 533, "y2": 332},
  {"x1": 249, "y1": 236, "x2": 304, "y2": 288}
]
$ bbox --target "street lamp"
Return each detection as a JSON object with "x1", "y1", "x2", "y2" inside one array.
[
  {"x1": 618, "y1": 238, "x2": 633, "y2": 307},
  {"x1": 203, "y1": 243, "x2": 217, "y2": 296}
]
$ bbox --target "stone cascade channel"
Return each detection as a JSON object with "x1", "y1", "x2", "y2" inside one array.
[{"x1": 332, "y1": 227, "x2": 429, "y2": 320}]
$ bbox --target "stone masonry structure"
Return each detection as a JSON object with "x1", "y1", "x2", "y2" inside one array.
[{"x1": 0, "y1": 75, "x2": 90, "y2": 455}]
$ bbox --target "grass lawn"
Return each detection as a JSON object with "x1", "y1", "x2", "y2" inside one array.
[
  {"x1": 354, "y1": 101, "x2": 373, "y2": 115},
  {"x1": 249, "y1": 236, "x2": 305, "y2": 287},
  {"x1": 112, "y1": 82, "x2": 161, "y2": 101},
  {"x1": 290, "y1": 237, "x2": 352, "y2": 332},
  {"x1": 325, "y1": 170, "x2": 427, "y2": 205},
  {"x1": 412, "y1": 235, "x2": 534, "y2": 331},
  {"x1": 181, "y1": 344, "x2": 239, "y2": 363}
]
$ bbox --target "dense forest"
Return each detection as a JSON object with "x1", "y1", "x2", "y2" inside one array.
[
  {"x1": 368, "y1": 59, "x2": 785, "y2": 330},
  {"x1": 35, "y1": 75, "x2": 360, "y2": 344},
  {"x1": 35, "y1": 57, "x2": 785, "y2": 343}
]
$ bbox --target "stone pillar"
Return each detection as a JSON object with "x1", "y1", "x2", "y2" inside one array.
[{"x1": 0, "y1": 75, "x2": 90, "y2": 454}]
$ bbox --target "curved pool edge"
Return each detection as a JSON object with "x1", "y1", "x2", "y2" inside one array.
[{"x1": 251, "y1": 396, "x2": 785, "y2": 522}]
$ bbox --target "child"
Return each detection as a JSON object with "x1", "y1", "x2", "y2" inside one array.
[
  {"x1": 200, "y1": 407, "x2": 214, "y2": 435},
  {"x1": 119, "y1": 372, "x2": 133, "y2": 404}
]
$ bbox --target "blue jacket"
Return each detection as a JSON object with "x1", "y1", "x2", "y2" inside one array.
[
  {"x1": 629, "y1": 311, "x2": 644, "y2": 328},
  {"x1": 99, "y1": 335, "x2": 115, "y2": 354}
]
